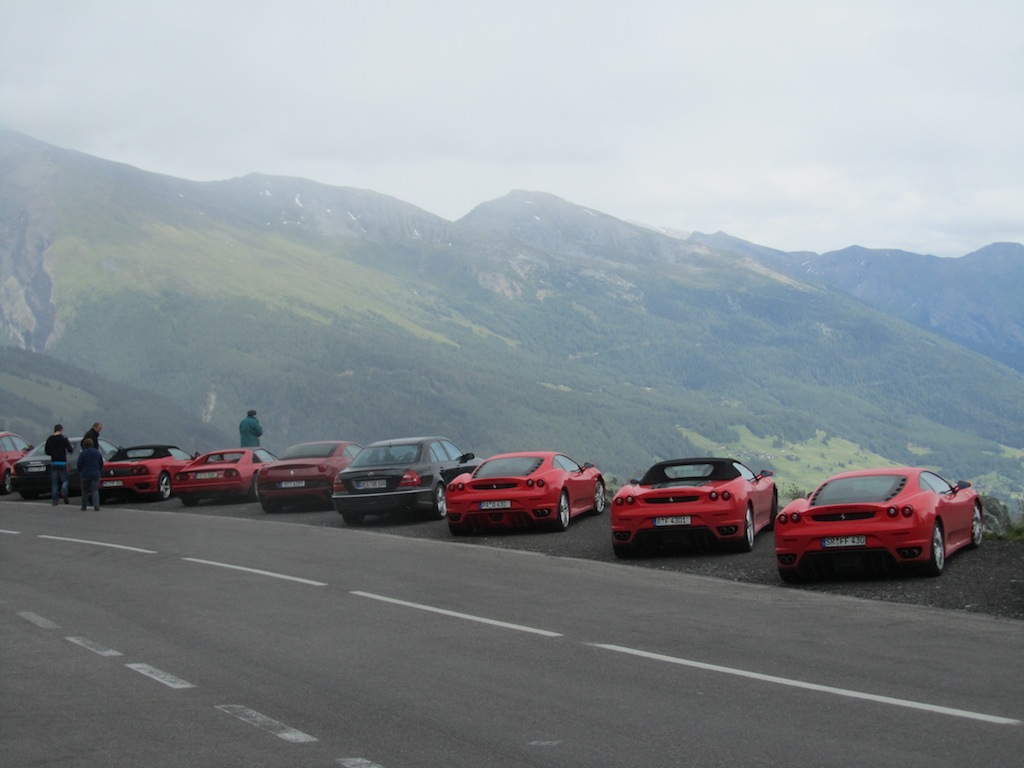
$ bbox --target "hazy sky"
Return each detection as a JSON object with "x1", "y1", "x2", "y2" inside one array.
[{"x1": 2, "y1": 1, "x2": 1022, "y2": 257}]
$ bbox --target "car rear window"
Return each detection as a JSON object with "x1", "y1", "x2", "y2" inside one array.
[
  {"x1": 474, "y1": 457, "x2": 543, "y2": 478},
  {"x1": 811, "y1": 475, "x2": 907, "y2": 506},
  {"x1": 281, "y1": 443, "x2": 337, "y2": 459},
  {"x1": 351, "y1": 444, "x2": 420, "y2": 467}
]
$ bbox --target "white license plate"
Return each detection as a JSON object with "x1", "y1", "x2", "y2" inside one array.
[
  {"x1": 357, "y1": 479, "x2": 387, "y2": 490},
  {"x1": 822, "y1": 535, "x2": 867, "y2": 548},
  {"x1": 194, "y1": 471, "x2": 218, "y2": 479},
  {"x1": 480, "y1": 500, "x2": 511, "y2": 510},
  {"x1": 280, "y1": 480, "x2": 305, "y2": 488},
  {"x1": 28, "y1": 466, "x2": 46, "y2": 473},
  {"x1": 102, "y1": 480, "x2": 124, "y2": 487},
  {"x1": 653, "y1": 515, "x2": 691, "y2": 527}
]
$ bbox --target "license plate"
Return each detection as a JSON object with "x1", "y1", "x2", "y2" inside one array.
[
  {"x1": 653, "y1": 515, "x2": 691, "y2": 527},
  {"x1": 480, "y1": 500, "x2": 511, "y2": 510},
  {"x1": 822, "y1": 535, "x2": 867, "y2": 548},
  {"x1": 280, "y1": 480, "x2": 305, "y2": 488},
  {"x1": 27, "y1": 466, "x2": 46, "y2": 473},
  {"x1": 194, "y1": 471, "x2": 218, "y2": 479},
  {"x1": 102, "y1": 480, "x2": 124, "y2": 487},
  {"x1": 357, "y1": 479, "x2": 387, "y2": 490}
]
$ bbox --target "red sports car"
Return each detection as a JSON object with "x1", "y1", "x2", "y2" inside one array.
[
  {"x1": 255, "y1": 440, "x2": 361, "y2": 512},
  {"x1": 611, "y1": 457, "x2": 777, "y2": 558},
  {"x1": 774, "y1": 467, "x2": 983, "y2": 582},
  {"x1": 446, "y1": 451, "x2": 606, "y2": 535},
  {"x1": 100, "y1": 444, "x2": 196, "y2": 501},
  {"x1": 174, "y1": 448, "x2": 277, "y2": 506},
  {"x1": 1, "y1": 431, "x2": 33, "y2": 495}
]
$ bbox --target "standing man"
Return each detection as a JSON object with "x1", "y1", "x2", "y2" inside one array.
[
  {"x1": 239, "y1": 409, "x2": 263, "y2": 447},
  {"x1": 84, "y1": 422, "x2": 103, "y2": 446},
  {"x1": 44, "y1": 424, "x2": 73, "y2": 505},
  {"x1": 77, "y1": 437, "x2": 104, "y2": 511}
]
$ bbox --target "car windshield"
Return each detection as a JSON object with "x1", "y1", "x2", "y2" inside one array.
[
  {"x1": 280, "y1": 443, "x2": 338, "y2": 460},
  {"x1": 112, "y1": 447, "x2": 161, "y2": 461},
  {"x1": 203, "y1": 452, "x2": 244, "y2": 464},
  {"x1": 640, "y1": 461, "x2": 738, "y2": 486},
  {"x1": 350, "y1": 443, "x2": 420, "y2": 467},
  {"x1": 811, "y1": 475, "x2": 907, "y2": 506},
  {"x1": 474, "y1": 456, "x2": 544, "y2": 478}
]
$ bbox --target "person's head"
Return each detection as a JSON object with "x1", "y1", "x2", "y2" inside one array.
[
  {"x1": 82, "y1": 438, "x2": 94, "y2": 448},
  {"x1": 91, "y1": 422, "x2": 103, "y2": 432},
  {"x1": 247, "y1": 410, "x2": 257, "y2": 418},
  {"x1": 53, "y1": 424, "x2": 63, "y2": 433}
]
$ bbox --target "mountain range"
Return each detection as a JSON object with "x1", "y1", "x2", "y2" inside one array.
[{"x1": 2, "y1": 128, "x2": 1023, "y2": 508}]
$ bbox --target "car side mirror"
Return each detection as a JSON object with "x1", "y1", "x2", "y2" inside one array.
[
  {"x1": 955, "y1": 480, "x2": 972, "y2": 491},
  {"x1": 758, "y1": 470, "x2": 774, "y2": 479},
  {"x1": 459, "y1": 452, "x2": 475, "y2": 462}
]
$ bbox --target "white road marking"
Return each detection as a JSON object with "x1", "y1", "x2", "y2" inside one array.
[
  {"x1": 0, "y1": 529, "x2": 21, "y2": 534},
  {"x1": 19, "y1": 611, "x2": 59, "y2": 629},
  {"x1": 351, "y1": 591, "x2": 563, "y2": 637},
  {"x1": 216, "y1": 705, "x2": 318, "y2": 743},
  {"x1": 337, "y1": 759, "x2": 385, "y2": 767},
  {"x1": 182, "y1": 557, "x2": 327, "y2": 586},
  {"x1": 592, "y1": 643, "x2": 1022, "y2": 726},
  {"x1": 126, "y1": 663, "x2": 196, "y2": 689},
  {"x1": 38, "y1": 535, "x2": 157, "y2": 554},
  {"x1": 66, "y1": 636, "x2": 123, "y2": 657}
]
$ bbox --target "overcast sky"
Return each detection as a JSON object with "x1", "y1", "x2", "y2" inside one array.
[{"x1": 2, "y1": 1, "x2": 1022, "y2": 257}]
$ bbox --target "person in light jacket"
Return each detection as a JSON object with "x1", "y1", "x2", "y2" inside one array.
[{"x1": 239, "y1": 409, "x2": 263, "y2": 447}]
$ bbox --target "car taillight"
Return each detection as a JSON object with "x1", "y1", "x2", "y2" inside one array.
[
  {"x1": 317, "y1": 463, "x2": 328, "y2": 473},
  {"x1": 901, "y1": 505, "x2": 914, "y2": 517},
  {"x1": 399, "y1": 470, "x2": 422, "y2": 488},
  {"x1": 887, "y1": 506, "x2": 899, "y2": 518},
  {"x1": 224, "y1": 468, "x2": 239, "y2": 478},
  {"x1": 131, "y1": 465, "x2": 149, "y2": 476},
  {"x1": 526, "y1": 478, "x2": 545, "y2": 488},
  {"x1": 614, "y1": 495, "x2": 636, "y2": 506},
  {"x1": 721, "y1": 490, "x2": 731, "y2": 500},
  {"x1": 175, "y1": 473, "x2": 186, "y2": 482},
  {"x1": 448, "y1": 482, "x2": 465, "y2": 492}
]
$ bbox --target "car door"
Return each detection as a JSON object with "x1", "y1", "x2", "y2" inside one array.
[
  {"x1": 923, "y1": 471, "x2": 972, "y2": 550},
  {"x1": 554, "y1": 454, "x2": 590, "y2": 515},
  {"x1": 734, "y1": 462, "x2": 770, "y2": 528},
  {"x1": 438, "y1": 440, "x2": 477, "y2": 483}
]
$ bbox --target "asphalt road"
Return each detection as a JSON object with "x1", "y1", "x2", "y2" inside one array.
[{"x1": 2, "y1": 496, "x2": 1023, "y2": 768}]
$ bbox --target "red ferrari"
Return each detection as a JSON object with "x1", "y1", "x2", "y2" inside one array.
[
  {"x1": 446, "y1": 451, "x2": 606, "y2": 534},
  {"x1": 100, "y1": 444, "x2": 195, "y2": 501},
  {"x1": 174, "y1": 448, "x2": 277, "y2": 506},
  {"x1": 255, "y1": 440, "x2": 361, "y2": 512},
  {"x1": 774, "y1": 467, "x2": 983, "y2": 582},
  {"x1": 1, "y1": 431, "x2": 33, "y2": 495},
  {"x1": 611, "y1": 457, "x2": 777, "y2": 558}
]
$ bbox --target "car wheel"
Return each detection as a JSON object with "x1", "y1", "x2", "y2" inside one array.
[
  {"x1": 1, "y1": 469, "x2": 11, "y2": 495},
  {"x1": 430, "y1": 483, "x2": 447, "y2": 520},
  {"x1": 342, "y1": 511, "x2": 365, "y2": 525},
  {"x1": 613, "y1": 543, "x2": 635, "y2": 559},
  {"x1": 967, "y1": 502, "x2": 983, "y2": 549},
  {"x1": 735, "y1": 504, "x2": 755, "y2": 552},
  {"x1": 767, "y1": 491, "x2": 779, "y2": 530},
  {"x1": 156, "y1": 472, "x2": 172, "y2": 502},
  {"x1": 923, "y1": 521, "x2": 945, "y2": 577},
  {"x1": 551, "y1": 491, "x2": 571, "y2": 532},
  {"x1": 589, "y1": 479, "x2": 607, "y2": 515},
  {"x1": 249, "y1": 477, "x2": 259, "y2": 502},
  {"x1": 179, "y1": 494, "x2": 199, "y2": 507}
]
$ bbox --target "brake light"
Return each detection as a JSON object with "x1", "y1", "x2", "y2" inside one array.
[
  {"x1": 614, "y1": 495, "x2": 636, "y2": 506},
  {"x1": 131, "y1": 465, "x2": 149, "y2": 476},
  {"x1": 901, "y1": 505, "x2": 914, "y2": 518},
  {"x1": 399, "y1": 470, "x2": 422, "y2": 488},
  {"x1": 721, "y1": 490, "x2": 732, "y2": 500},
  {"x1": 224, "y1": 468, "x2": 239, "y2": 478},
  {"x1": 887, "y1": 506, "x2": 899, "y2": 518},
  {"x1": 317, "y1": 463, "x2": 328, "y2": 473},
  {"x1": 709, "y1": 491, "x2": 718, "y2": 500}
]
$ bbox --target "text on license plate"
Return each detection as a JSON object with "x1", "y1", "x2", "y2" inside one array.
[
  {"x1": 480, "y1": 500, "x2": 511, "y2": 510},
  {"x1": 357, "y1": 479, "x2": 387, "y2": 490},
  {"x1": 27, "y1": 466, "x2": 46, "y2": 473},
  {"x1": 822, "y1": 535, "x2": 867, "y2": 548},
  {"x1": 653, "y1": 515, "x2": 691, "y2": 527},
  {"x1": 102, "y1": 480, "x2": 124, "y2": 487},
  {"x1": 280, "y1": 480, "x2": 305, "y2": 488},
  {"x1": 194, "y1": 471, "x2": 218, "y2": 479}
]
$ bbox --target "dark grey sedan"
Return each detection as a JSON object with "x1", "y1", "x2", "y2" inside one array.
[{"x1": 332, "y1": 436, "x2": 479, "y2": 525}]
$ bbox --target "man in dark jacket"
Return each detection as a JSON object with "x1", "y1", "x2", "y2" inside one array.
[
  {"x1": 44, "y1": 424, "x2": 73, "y2": 505},
  {"x1": 76, "y1": 437, "x2": 104, "y2": 511},
  {"x1": 239, "y1": 410, "x2": 263, "y2": 447},
  {"x1": 84, "y1": 422, "x2": 103, "y2": 447}
]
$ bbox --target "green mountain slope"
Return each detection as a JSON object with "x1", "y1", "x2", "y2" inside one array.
[{"x1": 2, "y1": 130, "x2": 1023, "y2": 504}]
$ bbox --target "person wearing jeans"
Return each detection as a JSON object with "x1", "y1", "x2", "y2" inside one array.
[
  {"x1": 76, "y1": 437, "x2": 105, "y2": 511},
  {"x1": 44, "y1": 424, "x2": 73, "y2": 505}
]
